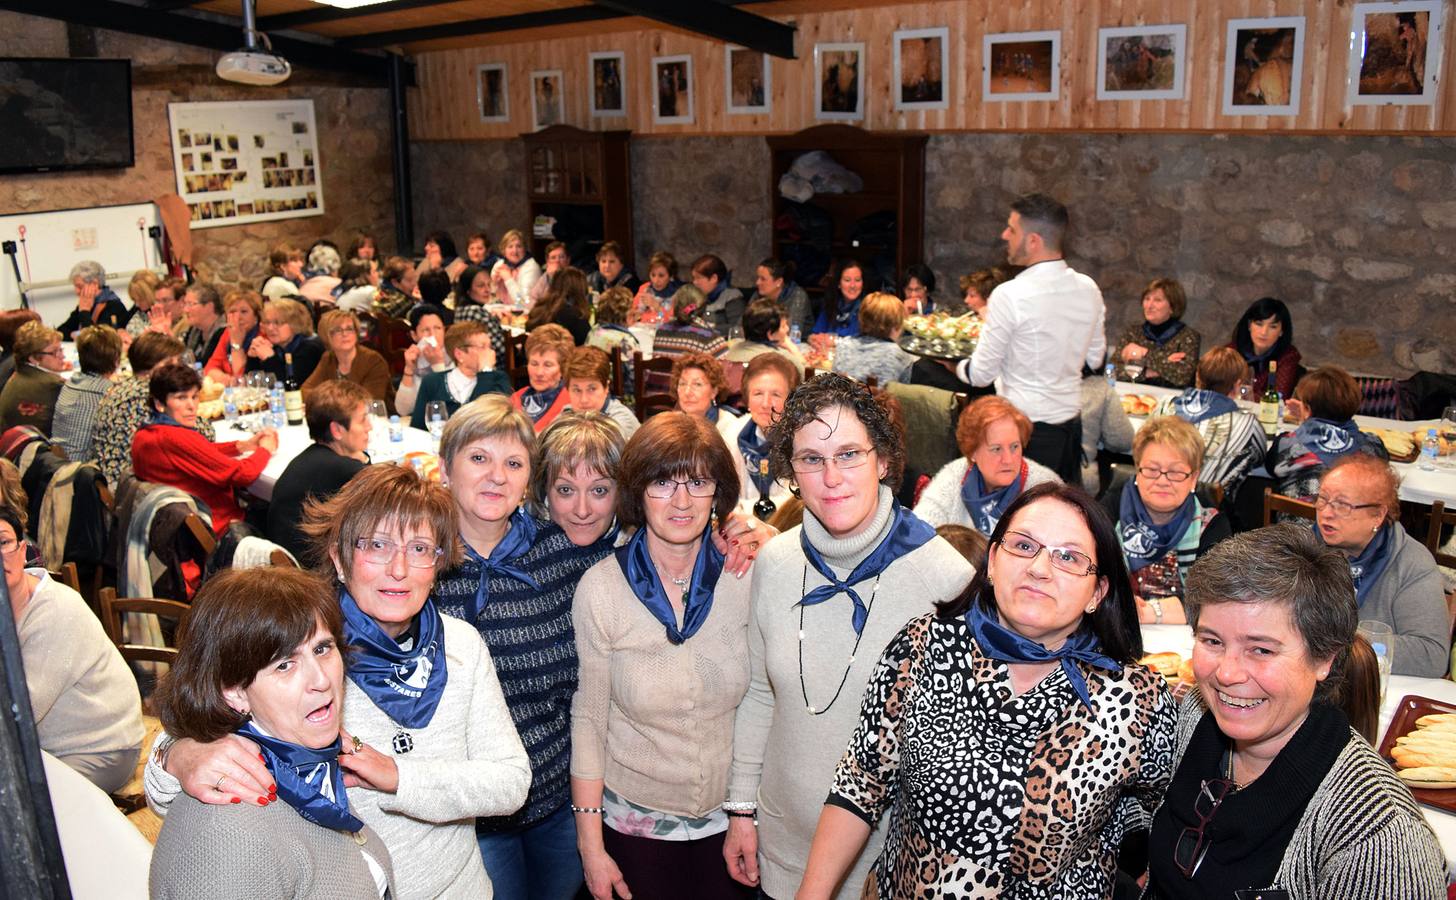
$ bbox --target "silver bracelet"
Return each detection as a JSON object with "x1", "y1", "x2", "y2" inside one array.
[
  {"x1": 570, "y1": 804, "x2": 604, "y2": 815},
  {"x1": 721, "y1": 800, "x2": 757, "y2": 813},
  {"x1": 1147, "y1": 597, "x2": 1164, "y2": 625}
]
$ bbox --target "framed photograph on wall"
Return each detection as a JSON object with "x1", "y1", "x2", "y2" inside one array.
[
  {"x1": 725, "y1": 45, "x2": 771, "y2": 114},
  {"x1": 816, "y1": 42, "x2": 865, "y2": 120},
  {"x1": 1097, "y1": 24, "x2": 1187, "y2": 100},
  {"x1": 984, "y1": 30, "x2": 1060, "y2": 101},
  {"x1": 1222, "y1": 17, "x2": 1305, "y2": 116},
  {"x1": 476, "y1": 63, "x2": 509, "y2": 123},
  {"x1": 589, "y1": 51, "x2": 626, "y2": 117},
  {"x1": 1347, "y1": 1, "x2": 1444, "y2": 105},
  {"x1": 652, "y1": 54, "x2": 694, "y2": 125},
  {"x1": 530, "y1": 69, "x2": 564, "y2": 130},
  {"x1": 894, "y1": 27, "x2": 949, "y2": 111}
]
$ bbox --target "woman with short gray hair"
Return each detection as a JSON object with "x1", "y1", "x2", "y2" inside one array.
[
  {"x1": 59, "y1": 259, "x2": 128, "y2": 337},
  {"x1": 1143, "y1": 523, "x2": 1445, "y2": 899}
]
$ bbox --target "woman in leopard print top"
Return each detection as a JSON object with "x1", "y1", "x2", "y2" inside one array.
[{"x1": 799, "y1": 483, "x2": 1176, "y2": 899}]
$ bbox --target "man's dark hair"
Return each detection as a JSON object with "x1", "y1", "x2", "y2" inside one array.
[{"x1": 1010, "y1": 193, "x2": 1069, "y2": 252}]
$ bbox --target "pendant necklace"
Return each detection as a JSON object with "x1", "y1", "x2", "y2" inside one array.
[{"x1": 797, "y1": 565, "x2": 879, "y2": 716}]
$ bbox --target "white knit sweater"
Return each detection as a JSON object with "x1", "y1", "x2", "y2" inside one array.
[
  {"x1": 146, "y1": 614, "x2": 531, "y2": 900},
  {"x1": 912, "y1": 455, "x2": 1062, "y2": 531}
]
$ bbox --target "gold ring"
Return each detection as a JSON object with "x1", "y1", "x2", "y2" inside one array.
[
  {"x1": 351, "y1": 735, "x2": 363, "y2": 754},
  {"x1": 214, "y1": 774, "x2": 227, "y2": 792}
]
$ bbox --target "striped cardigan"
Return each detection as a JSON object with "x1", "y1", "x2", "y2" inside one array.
[{"x1": 1149, "y1": 692, "x2": 1447, "y2": 899}]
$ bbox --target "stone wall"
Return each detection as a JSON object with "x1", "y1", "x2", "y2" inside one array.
[
  {"x1": 410, "y1": 139, "x2": 528, "y2": 254},
  {"x1": 0, "y1": 12, "x2": 394, "y2": 289}
]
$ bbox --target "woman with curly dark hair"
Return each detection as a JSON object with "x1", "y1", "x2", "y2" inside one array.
[{"x1": 722, "y1": 373, "x2": 973, "y2": 899}]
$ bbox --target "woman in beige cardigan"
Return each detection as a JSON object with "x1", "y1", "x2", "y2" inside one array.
[
  {"x1": 569, "y1": 412, "x2": 753, "y2": 900},
  {"x1": 303, "y1": 309, "x2": 396, "y2": 414}
]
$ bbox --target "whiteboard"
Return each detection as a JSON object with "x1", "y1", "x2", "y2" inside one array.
[{"x1": 0, "y1": 202, "x2": 162, "y2": 325}]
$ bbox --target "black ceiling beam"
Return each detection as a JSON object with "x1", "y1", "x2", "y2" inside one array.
[
  {"x1": 336, "y1": 5, "x2": 621, "y2": 50},
  {"x1": 3, "y1": 0, "x2": 409, "y2": 85},
  {"x1": 145, "y1": 0, "x2": 207, "y2": 9},
  {"x1": 259, "y1": 0, "x2": 459, "y2": 31},
  {"x1": 592, "y1": 0, "x2": 794, "y2": 57}
]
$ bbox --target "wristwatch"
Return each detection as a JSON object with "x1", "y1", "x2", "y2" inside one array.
[{"x1": 1147, "y1": 597, "x2": 1164, "y2": 625}]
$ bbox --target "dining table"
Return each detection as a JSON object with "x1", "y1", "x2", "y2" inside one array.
[{"x1": 212, "y1": 417, "x2": 437, "y2": 501}]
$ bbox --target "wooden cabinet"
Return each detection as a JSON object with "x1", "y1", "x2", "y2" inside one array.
[
  {"x1": 521, "y1": 125, "x2": 634, "y2": 268},
  {"x1": 766, "y1": 125, "x2": 927, "y2": 294}
]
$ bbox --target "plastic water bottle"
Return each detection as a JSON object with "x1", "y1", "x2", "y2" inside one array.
[
  {"x1": 269, "y1": 387, "x2": 286, "y2": 430},
  {"x1": 789, "y1": 323, "x2": 802, "y2": 346},
  {"x1": 222, "y1": 387, "x2": 238, "y2": 425},
  {"x1": 1104, "y1": 362, "x2": 1116, "y2": 385},
  {"x1": 389, "y1": 415, "x2": 404, "y2": 443},
  {"x1": 1421, "y1": 429, "x2": 1439, "y2": 470}
]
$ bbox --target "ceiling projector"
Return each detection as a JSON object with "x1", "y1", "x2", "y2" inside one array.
[{"x1": 216, "y1": 50, "x2": 291, "y2": 86}]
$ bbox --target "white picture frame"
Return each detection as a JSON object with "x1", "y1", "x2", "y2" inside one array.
[
  {"x1": 893, "y1": 27, "x2": 950, "y2": 111},
  {"x1": 530, "y1": 69, "x2": 564, "y2": 130},
  {"x1": 725, "y1": 45, "x2": 771, "y2": 115},
  {"x1": 588, "y1": 51, "x2": 626, "y2": 118},
  {"x1": 1222, "y1": 16, "x2": 1305, "y2": 116},
  {"x1": 983, "y1": 30, "x2": 1060, "y2": 102},
  {"x1": 476, "y1": 63, "x2": 509, "y2": 123},
  {"x1": 815, "y1": 42, "x2": 866, "y2": 120},
  {"x1": 652, "y1": 54, "x2": 695, "y2": 125},
  {"x1": 1096, "y1": 24, "x2": 1188, "y2": 101},
  {"x1": 1347, "y1": 1, "x2": 1444, "y2": 106}
]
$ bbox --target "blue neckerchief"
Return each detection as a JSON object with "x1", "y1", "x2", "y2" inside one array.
[
  {"x1": 798, "y1": 502, "x2": 936, "y2": 634},
  {"x1": 1141, "y1": 318, "x2": 1186, "y2": 347},
  {"x1": 614, "y1": 525, "x2": 725, "y2": 644},
  {"x1": 737, "y1": 419, "x2": 775, "y2": 498},
  {"x1": 597, "y1": 322, "x2": 634, "y2": 336},
  {"x1": 340, "y1": 588, "x2": 448, "y2": 729},
  {"x1": 463, "y1": 508, "x2": 541, "y2": 620},
  {"x1": 1315, "y1": 521, "x2": 1396, "y2": 609},
  {"x1": 500, "y1": 255, "x2": 529, "y2": 271},
  {"x1": 705, "y1": 281, "x2": 733, "y2": 313},
  {"x1": 834, "y1": 295, "x2": 861, "y2": 329},
  {"x1": 1117, "y1": 480, "x2": 1196, "y2": 572},
  {"x1": 958, "y1": 462, "x2": 1025, "y2": 536},
  {"x1": 966, "y1": 603, "x2": 1120, "y2": 710},
  {"x1": 704, "y1": 404, "x2": 721, "y2": 424},
  {"x1": 601, "y1": 268, "x2": 636, "y2": 290},
  {"x1": 1171, "y1": 388, "x2": 1239, "y2": 425},
  {"x1": 147, "y1": 411, "x2": 188, "y2": 428},
  {"x1": 1293, "y1": 417, "x2": 1363, "y2": 467},
  {"x1": 646, "y1": 280, "x2": 682, "y2": 301},
  {"x1": 520, "y1": 384, "x2": 563, "y2": 421},
  {"x1": 237, "y1": 723, "x2": 363, "y2": 833}
]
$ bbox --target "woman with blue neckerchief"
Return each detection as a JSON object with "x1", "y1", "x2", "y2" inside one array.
[
  {"x1": 1272, "y1": 365, "x2": 1388, "y2": 502},
  {"x1": 671, "y1": 351, "x2": 741, "y2": 430},
  {"x1": 724, "y1": 352, "x2": 799, "y2": 521},
  {"x1": 1101, "y1": 416, "x2": 1231, "y2": 627},
  {"x1": 570, "y1": 412, "x2": 754, "y2": 900},
  {"x1": 1111, "y1": 277, "x2": 1201, "y2": 388},
  {"x1": 811, "y1": 259, "x2": 867, "y2": 339},
  {"x1": 144, "y1": 465, "x2": 532, "y2": 899},
  {"x1": 914, "y1": 395, "x2": 1061, "y2": 535},
  {"x1": 798, "y1": 482, "x2": 1174, "y2": 899}
]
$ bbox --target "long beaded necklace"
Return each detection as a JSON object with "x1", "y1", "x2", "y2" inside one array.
[{"x1": 797, "y1": 564, "x2": 879, "y2": 716}]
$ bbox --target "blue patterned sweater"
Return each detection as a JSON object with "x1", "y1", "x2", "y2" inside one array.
[{"x1": 436, "y1": 518, "x2": 614, "y2": 831}]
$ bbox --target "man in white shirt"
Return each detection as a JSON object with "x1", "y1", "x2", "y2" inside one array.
[{"x1": 956, "y1": 193, "x2": 1106, "y2": 482}]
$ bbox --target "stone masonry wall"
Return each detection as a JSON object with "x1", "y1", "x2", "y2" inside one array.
[{"x1": 0, "y1": 12, "x2": 395, "y2": 289}]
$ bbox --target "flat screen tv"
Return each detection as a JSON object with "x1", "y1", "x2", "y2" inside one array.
[{"x1": 0, "y1": 58, "x2": 134, "y2": 174}]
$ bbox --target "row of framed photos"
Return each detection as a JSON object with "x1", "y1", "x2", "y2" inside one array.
[{"x1": 479, "y1": 1, "x2": 1443, "y2": 128}]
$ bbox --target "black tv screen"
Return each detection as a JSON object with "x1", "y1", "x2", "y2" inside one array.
[{"x1": 0, "y1": 58, "x2": 134, "y2": 174}]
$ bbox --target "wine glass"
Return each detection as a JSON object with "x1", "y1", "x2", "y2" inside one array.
[
  {"x1": 368, "y1": 399, "x2": 388, "y2": 447},
  {"x1": 425, "y1": 401, "x2": 448, "y2": 443},
  {"x1": 1439, "y1": 405, "x2": 1456, "y2": 469}
]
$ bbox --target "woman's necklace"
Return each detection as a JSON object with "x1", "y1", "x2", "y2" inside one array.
[{"x1": 797, "y1": 565, "x2": 878, "y2": 716}]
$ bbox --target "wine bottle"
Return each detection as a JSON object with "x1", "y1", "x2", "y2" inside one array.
[
  {"x1": 751, "y1": 459, "x2": 776, "y2": 522},
  {"x1": 1258, "y1": 360, "x2": 1280, "y2": 429},
  {"x1": 283, "y1": 352, "x2": 304, "y2": 426}
]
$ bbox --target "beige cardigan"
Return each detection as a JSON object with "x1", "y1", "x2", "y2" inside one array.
[{"x1": 569, "y1": 546, "x2": 752, "y2": 818}]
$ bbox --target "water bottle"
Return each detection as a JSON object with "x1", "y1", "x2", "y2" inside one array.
[
  {"x1": 789, "y1": 323, "x2": 802, "y2": 346},
  {"x1": 389, "y1": 415, "x2": 404, "y2": 443},
  {"x1": 1104, "y1": 362, "x2": 1116, "y2": 386},
  {"x1": 269, "y1": 386, "x2": 286, "y2": 430},
  {"x1": 1421, "y1": 429, "x2": 1439, "y2": 470},
  {"x1": 222, "y1": 387, "x2": 238, "y2": 425}
]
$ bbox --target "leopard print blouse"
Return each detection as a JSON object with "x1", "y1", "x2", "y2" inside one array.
[{"x1": 828, "y1": 613, "x2": 1175, "y2": 899}]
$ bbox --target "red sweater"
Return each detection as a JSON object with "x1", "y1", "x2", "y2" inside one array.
[
  {"x1": 511, "y1": 385, "x2": 571, "y2": 434},
  {"x1": 131, "y1": 423, "x2": 271, "y2": 535}
]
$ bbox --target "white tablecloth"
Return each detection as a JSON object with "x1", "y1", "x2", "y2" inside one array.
[
  {"x1": 43, "y1": 750, "x2": 151, "y2": 899},
  {"x1": 1142, "y1": 623, "x2": 1456, "y2": 869},
  {"x1": 1115, "y1": 381, "x2": 1456, "y2": 507},
  {"x1": 212, "y1": 420, "x2": 437, "y2": 501}
]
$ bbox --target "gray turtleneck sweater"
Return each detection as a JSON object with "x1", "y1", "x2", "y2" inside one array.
[{"x1": 728, "y1": 485, "x2": 975, "y2": 900}]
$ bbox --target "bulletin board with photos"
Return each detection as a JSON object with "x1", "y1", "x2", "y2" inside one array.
[{"x1": 167, "y1": 99, "x2": 325, "y2": 230}]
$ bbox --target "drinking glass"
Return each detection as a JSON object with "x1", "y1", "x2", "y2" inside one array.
[
  {"x1": 368, "y1": 399, "x2": 388, "y2": 447},
  {"x1": 1357, "y1": 620, "x2": 1394, "y2": 701},
  {"x1": 425, "y1": 401, "x2": 448, "y2": 443},
  {"x1": 1438, "y1": 406, "x2": 1456, "y2": 470}
]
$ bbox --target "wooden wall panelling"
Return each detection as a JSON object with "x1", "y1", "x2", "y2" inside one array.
[{"x1": 408, "y1": 0, "x2": 1456, "y2": 139}]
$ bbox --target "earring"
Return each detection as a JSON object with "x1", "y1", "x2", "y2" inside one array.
[
  {"x1": 336, "y1": 570, "x2": 345, "y2": 582},
  {"x1": 1085, "y1": 604, "x2": 1098, "y2": 614}
]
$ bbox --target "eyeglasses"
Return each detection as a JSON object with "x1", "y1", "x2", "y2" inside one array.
[
  {"x1": 37, "y1": 347, "x2": 64, "y2": 358},
  {"x1": 260, "y1": 318, "x2": 284, "y2": 326},
  {"x1": 789, "y1": 446, "x2": 874, "y2": 474},
  {"x1": 997, "y1": 531, "x2": 1098, "y2": 577},
  {"x1": 1173, "y1": 778, "x2": 1237, "y2": 878},
  {"x1": 352, "y1": 537, "x2": 442, "y2": 568},
  {"x1": 330, "y1": 326, "x2": 359, "y2": 337},
  {"x1": 0, "y1": 536, "x2": 23, "y2": 557},
  {"x1": 1314, "y1": 494, "x2": 1383, "y2": 518},
  {"x1": 1136, "y1": 466, "x2": 1192, "y2": 484},
  {"x1": 645, "y1": 477, "x2": 717, "y2": 499},
  {"x1": 465, "y1": 342, "x2": 492, "y2": 352}
]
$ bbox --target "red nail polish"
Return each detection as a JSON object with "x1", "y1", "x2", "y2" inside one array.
[
  {"x1": 230, "y1": 797, "x2": 241, "y2": 804},
  {"x1": 259, "y1": 753, "x2": 266, "y2": 762},
  {"x1": 258, "y1": 797, "x2": 269, "y2": 805},
  {"x1": 269, "y1": 785, "x2": 277, "y2": 794}
]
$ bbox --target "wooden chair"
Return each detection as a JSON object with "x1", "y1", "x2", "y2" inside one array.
[
  {"x1": 183, "y1": 513, "x2": 218, "y2": 557},
  {"x1": 505, "y1": 332, "x2": 529, "y2": 389},
  {"x1": 47, "y1": 561, "x2": 80, "y2": 594},
  {"x1": 1425, "y1": 500, "x2": 1456, "y2": 569},
  {"x1": 269, "y1": 548, "x2": 299, "y2": 568},
  {"x1": 97, "y1": 587, "x2": 189, "y2": 667},
  {"x1": 1262, "y1": 487, "x2": 1317, "y2": 527},
  {"x1": 632, "y1": 352, "x2": 678, "y2": 421},
  {"x1": 805, "y1": 366, "x2": 819, "y2": 381},
  {"x1": 608, "y1": 344, "x2": 625, "y2": 398},
  {"x1": 375, "y1": 315, "x2": 413, "y2": 378}
]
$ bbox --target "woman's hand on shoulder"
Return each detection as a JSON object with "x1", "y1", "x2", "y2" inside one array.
[
  {"x1": 717, "y1": 510, "x2": 777, "y2": 577},
  {"x1": 167, "y1": 734, "x2": 273, "y2": 806},
  {"x1": 581, "y1": 847, "x2": 632, "y2": 900},
  {"x1": 337, "y1": 728, "x2": 399, "y2": 794}
]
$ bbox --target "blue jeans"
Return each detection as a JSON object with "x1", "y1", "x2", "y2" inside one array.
[{"x1": 477, "y1": 804, "x2": 583, "y2": 900}]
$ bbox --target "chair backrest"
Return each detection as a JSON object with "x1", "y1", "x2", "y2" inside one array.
[
  {"x1": 353, "y1": 310, "x2": 380, "y2": 347},
  {"x1": 632, "y1": 351, "x2": 678, "y2": 421},
  {"x1": 375, "y1": 315, "x2": 413, "y2": 378},
  {"x1": 269, "y1": 548, "x2": 299, "y2": 568},
  {"x1": 804, "y1": 366, "x2": 819, "y2": 381},
  {"x1": 1352, "y1": 373, "x2": 1401, "y2": 419},
  {"x1": 97, "y1": 586, "x2": 190, "y2": 666},
  {"x1": 608, "y1": 344, "x2": 625, "y2": 398},
  {"x1": 1426, "y1": 500, "x2": 1456, "y2": 570},
  {"x1": 505, "y1": 332, "x2": 529, "y2": 389},
  {"x1": 47, "y1": 562, "x2": 80, "y2": 594},
  {"x1": 1262, "y1": 487, "x2": 1316, "y2": 527},
  {"x1": 183, "y1": 513, "x2": 218, "y2": 557}
]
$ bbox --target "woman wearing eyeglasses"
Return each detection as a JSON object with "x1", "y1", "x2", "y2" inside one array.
[
  {"x1": 723, "y1": 374, "x2": 974, "y2": 900},
  {"x1": 143, "y1": 465, "x2": 534, "y2": 899},
  {"x1": 302, "y1": 309, "x2": 396, "y2": 413},
  {"x1": 1103, "y1": 417, "x2": 1231, "y2": 627},
  {"x1": 570, "y1": 413, "x2": 753, "y2": 900},
  {"x1": 1311, "y1": 454, "x2": 1449, "y2": 677},
  {"x1": 1143, "y1": 524, "x2": 1443, "y2": 899},
  {"x1": 0, "y1": 321, "x2": 69, "y2": 433},
  {"x1": 799, "y1": 481, "x2": 1173, "y2": 899}
]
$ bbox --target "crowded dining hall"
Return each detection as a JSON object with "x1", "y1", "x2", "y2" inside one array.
[{"x1": 4, "y1": 1, "x2": 1456, "y2": 898}]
